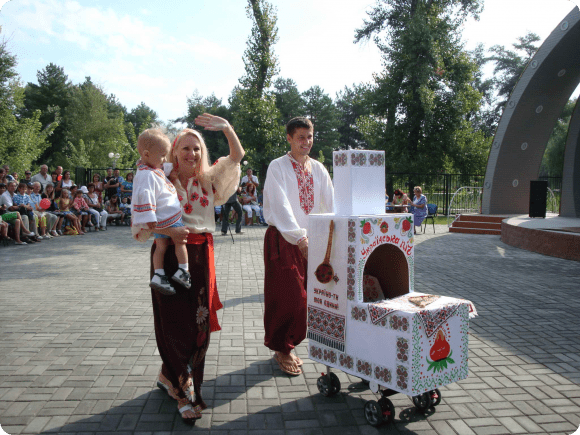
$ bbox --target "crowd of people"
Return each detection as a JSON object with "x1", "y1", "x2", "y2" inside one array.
[{"x1": 0, "y1": 163, "x2": 134, "y2": 245}]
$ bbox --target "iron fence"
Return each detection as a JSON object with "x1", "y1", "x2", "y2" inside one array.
[{"x1": 75, "y1": 167, "x2": 135, "y2": 187}]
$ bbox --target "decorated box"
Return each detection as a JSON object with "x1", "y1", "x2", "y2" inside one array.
[{"x1": 307, "y1": 149, "x2": 475, "y2": 397}]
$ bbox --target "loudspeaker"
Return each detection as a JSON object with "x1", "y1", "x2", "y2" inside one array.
[{"x1": 529, "y1": 180, "x2": 547, "y2": 218}]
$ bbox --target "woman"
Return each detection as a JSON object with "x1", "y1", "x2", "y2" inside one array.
[
  {"x1": 392, "y1": 189, "x2": 410, "y2": 212},
  {"x1": 241, "y1": 183, "x2": 260, "y2": 226},
  {"x1": 410, "y1": 186, "x2": 427, "y2": 235},
  {"x1": 43, "y1": 183, "x2": 63, "y2": 236},
  {"x1": 56, "y1": 189, "x2": 84, "y2": 235},
  {"x1": 51, "y1": 171, "x2": 59, "y2": 187},
  {"x1": 56, "y1": 170, "x2": 74, "y2": 197},
  {"x1": 120, "y1": 172, "x2": 133, "y2": 203},
  {"x1": 92, "y1": 173, "x2": 104, "y2": 203},
  {"x1": 30, "y1": 182, "x2": 58, "y2": 238},
  {"x1": 105, "y1": 194, "x2": 125, "y2": 225},
  {"x1": 85, "y1": 183, "x2": 108, "y2": 230},
  {"x1": 148, "y1": 114, "x2": 242, "y2": 423}
]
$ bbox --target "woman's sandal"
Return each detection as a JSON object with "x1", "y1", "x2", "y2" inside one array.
[
  {"x1": 178, "y1": 402, "x2": 202, "y2": 424},
  {"x1": 291, "y1": 353, "x2": 304, "y2": 367},
  {"x1": 274, "y1": 352, "x2": 302, "y2": 376}
]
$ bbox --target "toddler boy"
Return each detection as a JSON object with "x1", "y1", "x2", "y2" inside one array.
[{"x1": 132, "y1": 128, "x2": 190, "y2": 295}]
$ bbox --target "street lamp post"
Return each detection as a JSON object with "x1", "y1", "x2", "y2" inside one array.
[{"x1": 108, "y1": 152, "x2": 121, "y2": 168}]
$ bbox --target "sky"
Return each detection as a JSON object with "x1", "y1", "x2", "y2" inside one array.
[{"x1": 0, "y1": 0, "x2": 579, "y2": 125}]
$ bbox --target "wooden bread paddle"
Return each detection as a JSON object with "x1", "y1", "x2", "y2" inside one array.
[{"x1": 315, "y1": 220, "x2": 336, "y2": 284}]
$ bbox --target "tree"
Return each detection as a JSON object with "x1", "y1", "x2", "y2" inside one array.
[
  {"x1": 273, "y1": 77, "x2": 304, "y2": 124},
  {"x1": 354, "y1": 0, "x2": 487, "y2": 181},
  {"x1": 175, "y1": 90, "x2": 232, "y2": 163},
  {"x1": 0, "y1": 40, "x2": 55, "y2": 174},
  {"x1": 540, "y1": 99, "x2": 576, "y2": 178},
  {"x1": 63, "y1": 77, "x2": 134, "y2": 169},
  {"x1": 302, "y1": 86, "x2": 340, "y2": 164},
  {"x1": 126, "y1": 102, "x2": 159, "y2": 139},
  {"x1": 335, "y1": 84, "x2": 372, "y2": 149},
  {"x1": 232, "y1": 0, "x2": 285, "y2": 179},
  {"x1": 21, "y1": 63, "x2": 72, "y2": 165}
]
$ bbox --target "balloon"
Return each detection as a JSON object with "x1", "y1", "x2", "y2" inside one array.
[{"x1": 40, "y1": 198, "x2": 51, "y2": 210}]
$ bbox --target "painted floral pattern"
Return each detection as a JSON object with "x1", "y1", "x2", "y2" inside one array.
[
  {"x1": 334, "y1": 153, "x2": 347, "y2": 167},
  {"x1": 347, "y1": 245, "x2": 356, "y2": 264},
  {"x1": 389, "y1": 314, "x2": 409, "y2": 332},
  {"x1": 351, "y1": 305, "x2": 367, "y2": 322},
  {"x1": 339, "y1": 353, "x2": 354, "y2": 369},
  {"x1": 369, "y1": 153, "x2": 385, "y2": 167},
  {"x1": 350, "y1": 153, "x2": 367, "y2": 167},
  {"x1": 347, "y1": 266, "x2": 355, "y2": 301},
  {"x1": 348, "y1": 219, "x2": 356, "y2": 242},
  {"x1": 310, "y1": 345, "x2": 323, "y2": 359},
  {"x1": 356, "y1": 359, "x2": 372, "y2": 376},
  {"x1": 396, "y1": 337, "x2": 409, "y2": 363},
  {"x1": 374, "y1": 365, "x2": 392, "y2": 384},
  {"x1": 196, "y1": 306, "x2": 209, "y2": 324},
  {"x1": 323, "y1": 349, "x2": 337, "y2": 364},
  {"x1": 396, "y1": 365, "x2": 408, "y2": 390}
]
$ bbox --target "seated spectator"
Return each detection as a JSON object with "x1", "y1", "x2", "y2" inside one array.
[
  {"x1": 56, "y1": 189, "x2": 84, "y2": 235},
  {"x1": 120, "y1": 172, "x2": 133, "y2": 203},
  {"x1": 51, "y1": 171, "x2": 59, "y2": 188},
  {"x1": 23, "y1": 170, "x2": 33, "y2": 184},
  {"x1": 92, "y1": 173, "x2": 104, "y2": 202},
  {"x1": 72, "y1": 189, "x2": 92, "y2": 231},
  {"x1": 392, "y1": 189, "x2": 410, "y2": 211},
  {"x1": 0, "y1": 211, "x2": 29, "y2": 245},
  {"x1": 240, "y1": 183, "x2": 261, "y2": 226},
  {"x1": 12, "y1": 182, "x2": 40, "y2": 239},
  {"x1": 105, "y1": 194, "x2": 125, "y2": 225},
  {"x1": 31, "y1": 181, "x2": 58, "y2": 239},
  {"x1": 56, "y1": 170, "x2": 74, "y2": 197},
  {"x1": 31, "y1": 164, "x2": 52, "y2": 191},
  {"x1": 43, "y1": 183, "x2": 63, "y2": 236},
  {"x1": 119, "y1": 196, "x2": 131, "y2": 225},
  {"x1": 84, "y1": 184, "x2": 108, "y2": 230},
  {"x1": 0, "y1": 167, "x2": 9, "y2": 184}
]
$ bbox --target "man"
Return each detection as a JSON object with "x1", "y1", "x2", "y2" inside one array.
[
  {"x1": 31, "y1": 165, "x2": 52, "y2": 190},
  {"x1": 104, "y1": 168, "x2": 119, "y2": 201},
  {"x1": 23, "y1": 171, "x2": 33, "y2": 183},
  {"x1": 113, "y1": 168, "x2": 124, "y2": 196},
  {"x1": 0, "y1": 180, "x2": 36, "y2": 237},
  {"x1": 2, "y1": 164, "x2": 14, "y2": 182},
  {"x1": 220, "y1": 187, "x2": 244, "y2": 236},
  {"x1": 240, "y1": 168, "x2": 259, "y2": 187},
  {"x1": 262, "y1": 117, "x2": 334, "y2": 376}
]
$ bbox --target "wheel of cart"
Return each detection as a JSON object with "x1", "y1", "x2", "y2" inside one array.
[
  {"x1": 317, "y1": 367, "x2": 341, "y2": 397},
  {"x1": 412, "y1": 388, "x2": 442, "y2": 413},
  {"x1": 364, "y1": 383, "x2": 397, "y2": 427}
]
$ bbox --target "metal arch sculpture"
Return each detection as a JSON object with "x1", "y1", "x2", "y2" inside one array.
[
  {"x1": 482, "y1": 7, "x2": 580, "y2": 217},
  {"x1": 561, "y1": 98, "x2": 580, "y2": 217}
]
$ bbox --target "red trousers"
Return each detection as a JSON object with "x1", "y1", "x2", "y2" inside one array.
[{"x1": 263, "y1": 226, "x2": 308, "y2": 354}]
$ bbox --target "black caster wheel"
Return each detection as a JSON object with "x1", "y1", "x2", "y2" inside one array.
[
  {"x1": 317, "y1": 373, "x2": 340, "y2": 397},
  {"x1": 378, "y1": 397, "x2": 395, "y2": 424},
  {"x1": 429, "y1": 388, "x2": 441, "y2": 407},
  {"x1": 412, "y1": 392, "x2": 432, "y2": 412},
  {"x1": 364, "y1": 400, "x2": 383, "y2": 427},
  {"x1": 328, "y1": 372, "x2": 341, "y2": 395}
]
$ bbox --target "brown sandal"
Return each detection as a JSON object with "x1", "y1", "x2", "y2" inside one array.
[{"x1": 274, "y1": 352, "x2": 302, "y2": 376}]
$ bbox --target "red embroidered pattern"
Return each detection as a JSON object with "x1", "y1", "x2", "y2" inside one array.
[{"x1": 290, "y1": 160, "x2": 314, "y2": 214}]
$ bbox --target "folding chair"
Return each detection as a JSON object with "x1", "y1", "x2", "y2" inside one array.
[{"x1": 422, "y1": 203, "x2": 437, "y2": 234}]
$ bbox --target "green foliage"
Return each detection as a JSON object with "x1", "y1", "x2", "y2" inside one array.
[
  {"x1": 176, "y1": 90, "x2": 232, "y2": 163},
  {"x1": 302, "y1": 86, "x2": 340, "y2": 163},
  {"x1": 126, "y1": 102, "x2": 158, "y2": 139},
  {"x1": 273, "y1": 78, "x2": 304, "y2": 124},
  {"x1": 540, "y1": 99, "x2": 576, "y2": 178},
  {"x1": 336, "y1": 84, "x2": 372, "y2": 149},
  {"x1": 354, "y1": 0, "x2": 487, "y2": 175},
  {"x1": 0, "y1": 39, "x2": 54, "y2": 174}
]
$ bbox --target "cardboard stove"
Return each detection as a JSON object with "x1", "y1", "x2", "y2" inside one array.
[{"x1": 307, "y1": 150, "x2": 476, "y2": 405}]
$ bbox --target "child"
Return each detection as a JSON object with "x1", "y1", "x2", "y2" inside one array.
[
  {"x1": 120, "y1": 196, "x2": 131, "y2": 225},
  {"x1": 132, "y1": 128, "x2": 191, "y2": 295}
]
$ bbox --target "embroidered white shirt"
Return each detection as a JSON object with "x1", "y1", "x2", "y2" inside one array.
[{"x1": 263, "y1": 153, "x2": 334, "y2": 245}]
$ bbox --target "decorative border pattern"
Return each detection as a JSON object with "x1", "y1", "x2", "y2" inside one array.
[
  {"x1": 369, "y1": 153, "x2": 385, "y2": 167},
  {"x1": 356, "y1": 358, "x2": 372, "y2": 377},
  {"x1": 334, "y1": 153, "x2": 348, "y2": 167},
  {"x1": 347, "y1": 265, "x2": 355, "y2": 301},
  {"x1": 347, "y1": 219, "x2": 356, "y2": 242},
  {"x1": 351, "y1": 305, "x2": 367, "y2": 323},
  {"x1": 390, "y1": 314, "x2": 410, "y2": 332},
  {"x1": 350, "y1": 152, "x2": 367, "y2": 167},
  {"x1": 396, "y1": 365, "x2": 408, "y2": 390},
  {"x1": 339, "y1": 353, "x2": 354, "y2": 370},
  {"x1": 307, "y1": 306, "x2": 345, "y2": 351},
  {"x1": 374, "y1": 365, "x2": 392, "y2": 384},
  {"x1": 396, "y1": 337, "x2": 409, "y2": 364}
]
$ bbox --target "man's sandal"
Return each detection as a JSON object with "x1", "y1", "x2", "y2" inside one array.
[{"x1": 274, "y1": 353, "x2": 302, "y2": 376}]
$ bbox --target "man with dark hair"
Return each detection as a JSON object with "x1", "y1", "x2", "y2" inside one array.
[
  {"x1": 262, "y1": 116, "x2": 334, "y2": 376},
  {"x1": 104, "y1": 168, "x2": 119, "y2": 201}
]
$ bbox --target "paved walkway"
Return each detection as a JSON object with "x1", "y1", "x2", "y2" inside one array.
[{"x1": 0, "y1": 224, "x2": 579, "y2": 435}]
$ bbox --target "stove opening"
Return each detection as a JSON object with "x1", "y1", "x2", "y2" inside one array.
[{"x1": 362, "y1": 243, "x2": 409, "y2": 302}]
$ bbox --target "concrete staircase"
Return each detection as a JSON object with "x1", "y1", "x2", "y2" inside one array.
[{"x1": 449, "y1": 214, "x2": 506, "y2": 235}]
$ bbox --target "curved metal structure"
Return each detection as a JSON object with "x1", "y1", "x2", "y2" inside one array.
[
  {"x1": 560, "y1": 98, "x2": 580, "y2": 217},
  {"x1": 483, "y1": 6, "x2": 580, "y2": 217}
]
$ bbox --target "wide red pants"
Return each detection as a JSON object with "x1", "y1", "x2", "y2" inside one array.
[{"x1": 263, "y1": 226, "x2": 308, "y2": 354}]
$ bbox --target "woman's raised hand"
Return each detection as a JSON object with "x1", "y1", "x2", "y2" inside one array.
[{"x1": 195, "y1": 113, "x2": 230, "y2": 131}]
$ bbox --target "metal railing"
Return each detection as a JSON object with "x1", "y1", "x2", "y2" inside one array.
[{"x1": 446, "y1": 187, "x2": 483, "y2": 227}]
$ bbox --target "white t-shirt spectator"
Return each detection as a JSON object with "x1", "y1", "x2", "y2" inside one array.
[{"x1": 241, "y1": 174, "x2": 259, "y2": 186}]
